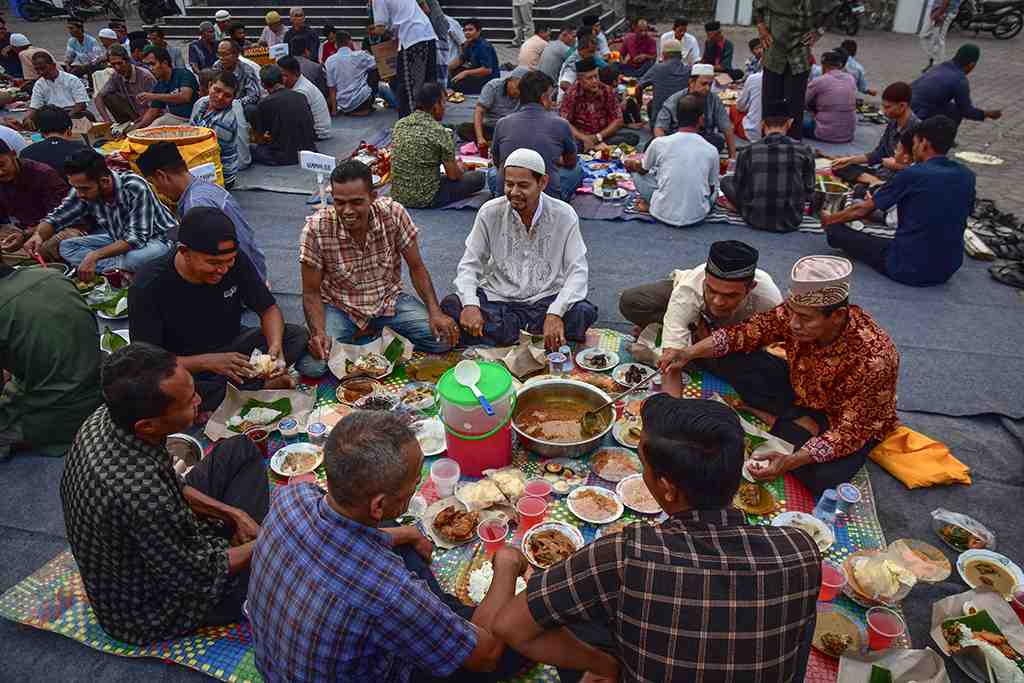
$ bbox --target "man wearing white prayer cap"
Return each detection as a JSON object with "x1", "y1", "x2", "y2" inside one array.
[
  {"x1": 214, "y1": 10, "x2": 232, "y2": 41},
  {"x1": 442, "y1": 147, "x2": 598, "y2": 351},
  {"x1": 97, "y1": 28, "x2": 119, "y2": 50},
  {"x1": 663, "y1": 254, "x2": 900, "y2": 497},
  {"x1": 653, "y1": 61, "x2": 736, "y2": 157}
]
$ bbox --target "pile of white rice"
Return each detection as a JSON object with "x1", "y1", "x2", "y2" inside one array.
[{"x1": 467, "y1": 561, "x2": 528, "y2": 604}]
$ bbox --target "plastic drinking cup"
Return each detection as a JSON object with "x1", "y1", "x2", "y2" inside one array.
[
  {"x1": 430, "y1": 458, "x2": 461, "y2": 497},
  {"x1": 819, "y1": 561, "x2": 847, "y2": 602},
  {"x1": 867, "y1": 606, "x2": 905, "y2": 650},
  {"x1": 524, "y1": 478, "x2": 553, "y2": 500},
  {"x1": 516, "y1": 496, "x2": 548, "y2": 532},
  {"x1": 585, "y1": 329, "x2": 601, "y2": 348},
  {"x1": 244, "y1": 427, "x2": 270, "y2": 457},
  {"x1": 477, "y1": 518, "x2": 508, "y2": 556}
]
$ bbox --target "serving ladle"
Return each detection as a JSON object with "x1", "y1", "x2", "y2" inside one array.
[{"x1": 580, "y1": 373, "x2": 657, "y2": 436}]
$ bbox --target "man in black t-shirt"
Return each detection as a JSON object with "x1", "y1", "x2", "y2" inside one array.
[
  {"x1": 17, "y1": 106, "x2": 87, "y2": 177},
  {"x1": 129, "y1": 206, "x2": 308, "y2": 410},
  {"x1": 253, "y1": 64, "x2": 316, "y2": 166}
]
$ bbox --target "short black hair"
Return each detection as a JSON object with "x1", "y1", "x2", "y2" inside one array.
[
  {"x1": 882, "y1": 81, "x2": 911, "y2": 103},
  {"x1": 35, "y1": 105, "x2": 73, "y2": 135},
  {"x1": 64, "y1": 149, "x2": 112, "y2": 182},
  {"x1": 676, "y1": 94, "x2": 704, "y2": 127},
  {"x1": 463, "y1": 18, "x2": 483, "y2": 31},
  {"x1": 228, "y1": 21, "x2": 245, "y2": 36},
  {"x1": 598, "y1": 63, "x2": 619, "y2": 86},
  {"x1": 415, "y1": 82, "x2": 445, "y2": 111},
  {"x1": 841, "y1": 39, "x2": 858, "y2": 56},
  {"x1": 748, "y1": 37, "x2": 761, "y2": 50},
  {"x1": 148, "y1": 26, "x2": 166, "y2": 38},
  {"x1": 288, "y1": 36, "x2": 308, "y2": 56},
  {"x1": 674, "y1": 17, "x2": 689, "y2": 28},
  {"x1": 142, "y1": 44, "x2": 171, "y2": 65},
  {"x1": 101, "y1": 343, "x2": 179, "y2": 432},
  {"x1": 107, "y1": 44, "x2": 130, "y2": 61},
  {"x1": 330, "y1": 159, "x2": 373, "y2": 191},
  {"x1": 217, "y1": 38, "x2": 239, "y2": 55},
  {"x1": 335, "y1": 30, "x2": 351, "y2": 46},
  {"x1": 576, "y1": 31, "x2": 596, "y2": 50},
  {"x1": 535, "y1": 22, "x2": 549, "y2": 34},
  {"x1": 31, "y1": 51, "x2": 55, "y2": 65},
  {"x1": 640, "y1": 394, "x2": 745, "y2": 509},
  {"x1": 136, "y1": 140, "x2": 188, "y2": 176},
  {"x1": 914, "y1": 115, "x2": 957, "y2": 154},
  {"x1": 576, "y1": 56, "x2": 599, "y2": 73},
  {"x1": 518, "y1": 70, "x2": 553, "y2": 104},
  {"x1": 821, "y1": 50, "x2": 844, "y2": 68},
  {"x1": 322, "y1": 24, "x2": 336, "y2": 37},
  {"x1": 260, "y1": 64, "x2": 283, "y2": 88},
  {"x1": 0, "y1": 140, "x2": 13, "y2": 155},
  {"x1": 277, "y1": 55, "x2": 301, "y2": 74},
  {"x1": 128, "y1": 32, "x2": 148, "y2": 53},
  {"x1": 213, "y1": 69, "x2": 238, "y2": 91}
]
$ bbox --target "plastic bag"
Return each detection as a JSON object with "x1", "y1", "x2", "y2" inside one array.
[{"x1": 931, "y1": 508, "x2": 996, "y2": 552}]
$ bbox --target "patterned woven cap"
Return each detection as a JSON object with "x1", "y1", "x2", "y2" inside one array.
[{"x1": 789, "y1": 255, "x2": 852, "y2": 306}]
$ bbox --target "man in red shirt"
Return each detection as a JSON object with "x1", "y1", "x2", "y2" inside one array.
[
  {"x1": 620, "y1": 18, "x2": 656, "y2": 77},
  {"x1": 559, "y1": 57, "x2": 638, "y2": 151}
]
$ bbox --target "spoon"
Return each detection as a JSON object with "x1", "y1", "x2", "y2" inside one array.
[
  {"x1": 454, "y1": 360, "x2": 494, "y2": 417},
  {"x1": 581, "y1": 372, "x2": 657, "y2": 436}
]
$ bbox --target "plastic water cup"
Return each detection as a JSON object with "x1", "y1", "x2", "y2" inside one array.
[
  {"x1": 477, "y1": 518, "x2": 508, "y2": 556},
  {"x1": 244, "y1": 427, "x2": 270, "y2": 457},
  {"x1": 524, "y1": 478, "x2": 553, "y2": 500},
  {"x1": 516, "y1": 495, "x2": 548, "y2": 532},
  {"x1": 585, "y1": 329, "x2": 601, "y2": 349},
  {"x1": 819, "y1": 561, "x2": 847, "y2": 602},
  {"x1": 867, "y1": 606, "x2": 905, "y2": 650},
  {"x1": 430, "y1": 458, "x2": 460, "y2": 497}
]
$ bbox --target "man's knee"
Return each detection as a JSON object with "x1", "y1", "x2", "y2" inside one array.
[{"x1": 296, "y1": 354, "x2": 329, "y2": 379}]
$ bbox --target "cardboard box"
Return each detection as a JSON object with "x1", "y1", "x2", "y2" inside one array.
[
  {"x1": 71, "y1": 119, "x2": 112, "y2": 146},
  {"x1": 371, "y1": 39, "x2": 398, "y2": 81}
]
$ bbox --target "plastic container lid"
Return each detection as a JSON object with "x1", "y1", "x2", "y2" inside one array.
[{"x1": 436, "y1": 361, "x2": 513, "y2": 407}]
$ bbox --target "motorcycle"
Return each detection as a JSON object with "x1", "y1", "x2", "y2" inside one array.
[
  {"x1": 832, "y1": 0, "x2": 866, "y2": 35},
  {"x1": 15, "y1": 0, "x2": 69, "y2": 22},
  {"x1": 136, "y1": 0, "x2": 182, "y2": 24},
  {"x1": 954, "y1": 0, "x2": 1024, "y2": 39},
  {"x1": 65, "y1": 0, "x2": 123, "y2": 21}
]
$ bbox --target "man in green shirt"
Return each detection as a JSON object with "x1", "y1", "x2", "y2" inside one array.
[
  {"x1": 390, "y1": 83, "x2": 485, "y2": 209},
  {"x1": 754, "y1": 0, "x2": 837, "y2": 139},
  {"x1": 0, "y1": 266, "x2": 101, "y2": 458}
]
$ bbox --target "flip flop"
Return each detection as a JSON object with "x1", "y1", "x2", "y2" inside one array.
[
  {"x1": 990, "y1": 261, "x2": 1024, "y2": 289},
  {"x1": 990, "y1": 243, "x2": 1024, "y2": 260}
]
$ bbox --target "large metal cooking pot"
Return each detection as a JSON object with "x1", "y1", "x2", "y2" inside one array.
[
  {"x1": 512, "y1": 378, "x2": 614, "y2": 458},
  {"x1": 812, "y1": 179, "x2": 852, "y2": 216}
]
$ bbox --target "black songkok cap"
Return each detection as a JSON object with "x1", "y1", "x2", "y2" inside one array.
[
  {"x1": 705, "y1": 20, "x2": 721, "y2": 32},
  {"x1": 179, "y1": 207, "x2": 238, "y2": 255},
  {"x1": 707, "y1": 240, "x2": 758, "y2": 280}
]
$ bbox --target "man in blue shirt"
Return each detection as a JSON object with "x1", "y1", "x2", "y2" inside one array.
[
  {"x1": 911, "y1": 44, "x2": 1001, "y2": 132},
  {"x1": 840, "y1": 40, "x2": 876, "y2": 96},
  {"x1": 136, "y1": 45, "x2": 199, "y2": 127},
  {"x1": 449, "y1": 18, "x2": 499, "y2": 94},
  {"x1": 822, "y1": 115, "x2": 975, "y2": 287},
  {"x1": 64, "y1": 20, "x2": 105, "y2": 77},
  {"x1": 248, "y1": 411, "x2": 532, "y2": 682}
]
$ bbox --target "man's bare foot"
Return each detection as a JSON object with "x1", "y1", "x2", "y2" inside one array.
[
  {"x1": 264, "y1": 374, "x2": 296, "y2": 391},
  {"x1": 634, "y1": 198, "x2": 650, "y2": 213}
]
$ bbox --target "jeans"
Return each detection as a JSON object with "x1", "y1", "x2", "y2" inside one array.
[
  {"x1": 297, "y1": 293, "x2": 452, "y2": 378},
  {"x1": 486, "y1": 162, "x2": 582, "y2": 202},
  {"x1": 431, "y1": 172, "x2": 486, "y2": 207},
  {"x1": 456, "y1": 121, "x2": 495, "y2": 142},
  {"x1": 762, "y1": 64, "x2": 810, "y2": 140},
  {"x1": 802, "y1": 113, "x2": 817, "y2": 140},
  {"x1": 59, "y1": 232, "x2": 171, "y2": 274},
  {"x1": 440, "y1": 288, "x2": 598, "y2": 347},
  {"x1": 826, "y1": 222, "x2": 892, "y2": 277}
]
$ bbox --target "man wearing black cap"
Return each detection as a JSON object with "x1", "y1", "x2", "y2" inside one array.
[
  {"x1": 559, "y1": 56, "x2": 637, "y2": 151},
  {"x1": 721, "y1": 99, "x2": 815, "y2": 232},
  {"x1": 620, "y1": 241, "x2": 789, "y2": 415},
  {"x1": 128, "y1": 207, "x2": 308, "y2": 410},
  {"x1": 701, "y1": 21, "x2": 741, "y2": 81}
]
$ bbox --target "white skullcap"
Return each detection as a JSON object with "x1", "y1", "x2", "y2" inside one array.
[
  {"x1": 503, "y1": 148, "x2": 546, "y2": 176},
  {"x1": 98, "y1": 28, "x2": 118, "y2": 39},
  {"x1": 214, "y1": 9, "x2": 231, "y2": 20},
  {"x1": 691, "y1": 63, "x2": 714, "y2": 76},
  {"x1": 789, "y1": 255, "x2": 853, "y2": 306},
  {"x1": 10, "y1": 33, "x2": 30, "y2": 48}
]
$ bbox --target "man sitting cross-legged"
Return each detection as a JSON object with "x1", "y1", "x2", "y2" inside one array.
[
  {"x1": 455, "y1": 66, "x2": 528, "y2": 144},
  {"x1": 720, "y1": 99, "x2": 816, "y2": 233},
  {"x1": 664, "y1": 255, "x2": 900, "y2": 497},
  {"x1": 188, "y1": 71, "x2": 251, "y2": 188},
  {"x1": 559, "y1": 56, "x2": 638, "y2": 152},
  {"x1": 128, "y1": 207, "x2": 307, "y2": 410},
  {"x1": 93, "y1": 44, "x2": 156, "y2": 124},
  {"x1": 441, "y1": 148, "x2": 598, "y2": 351},
  {"x1": 249, "y1": 411, "x2": 532, "y2": 682},
  {"x1": 252, "y1": 64, "x2": 317, "y2": 166},
  {"x1": 494, "y1": 395, "x2": 821, "y2": 683},
  {"x1": 654, "y1": 63, "x2": 735, "y2": 157},
  {"x1": 390, "y1": 83, "x2": 485, "y2": 209},
  {"x1": 823, "y1": 115, "x2": 975, "y2": 287},
  {"x1": 625, "y1": 94, "x2": 719, "y2": 227},
  {"x1": 621, "y1": 240, "x2": 788, "y2": 415},
  {"x1": 831, "y1": 81, "x2": 919, "y2": 186},
  {"x1": 136, "y1": 45, "x2": 199, "y2": 128},
  {"x1": 61, "y1": 343, "x2": 269, "y2": 644},
  {"x1": 297, "y1": 160, "x2": 459, "y2": 378}
]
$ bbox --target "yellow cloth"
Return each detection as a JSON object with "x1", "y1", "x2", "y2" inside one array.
[{"x1": 869, "y1": 426, "x2": 971, "y2": 489}]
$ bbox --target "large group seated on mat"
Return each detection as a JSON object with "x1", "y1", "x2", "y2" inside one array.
[{"x1": 0, "y1": 1, "x2": 1003, "y2": 681}]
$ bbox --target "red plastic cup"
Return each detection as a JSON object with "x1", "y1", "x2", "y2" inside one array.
[
  {"x1": 477, "y1": 519, "x2": 508, "y2": 557},
  {"x1": 867, "y1": 606, "x2": 905, "y2": 650},
  {"x1": 244, "y1": 427, "x2": 270, "y2": 457},
  {"x1": 524, "y1": 478, "x2": 553, "y2": 499},
  {"x1": 1011, "y1": 589, "x2": 1024, "y2": 625},
  {"x1": 819, "y1": 561, "x2": 847, "y2": 602},
  {"x1": 516, "y1": 495, "x2": 548, "y2": 532}
]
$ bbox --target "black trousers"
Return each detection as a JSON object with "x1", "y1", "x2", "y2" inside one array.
[
  {"x1": 185, "y1": 435, "x2": 270, "y2": 626},
  {"x1": 762, "y1": 64, "x2": 810, "y2": 140},
  {"x1": 826, "y1": 223, "x2": 892, "y2": 277},
  {"x1": 450, "y1": 69, "x2": 493, "y2": 95},
  {"x1": 770, "y1": 406, "x2": 874, "y2": 498},
  {"x1": 195, "y1": 325, "x2": 310, "y2": 411},
  {"x1": 455, "y1": 121, "x2": 495, "y2": 143},
  {"x1": 396, "y1": 39, "x2": 438, "y2": 117},
  {"x1": 397, "y1": 542, "x2": 530, "y2": 683}
]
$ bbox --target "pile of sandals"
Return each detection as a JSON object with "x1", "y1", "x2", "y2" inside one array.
[{"x1": 967, "y1": 199, "x2": 1024, "y2": 289}]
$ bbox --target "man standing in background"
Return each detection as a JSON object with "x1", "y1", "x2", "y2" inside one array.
[
  {"x1": 511, "y1": 0, "x2": 535, "y2": 47},
  {"x1": 920, "y1": 0, "x2": 964, "y2": 71},
  {"x1": 372, "y1": 0, "x2": 437, "y2": 117}
]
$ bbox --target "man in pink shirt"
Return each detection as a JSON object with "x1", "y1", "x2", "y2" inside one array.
[
  {"x1": 804, "y1": 51, "x2": 857, "y2": 143},
  {"x1": 517, "y1": 24, "x2": 549, "y2": 70},
  {"x1": 620, "y1": 18, "x2": 656, "y2": 77}
]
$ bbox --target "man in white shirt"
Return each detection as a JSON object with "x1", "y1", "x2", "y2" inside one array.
[
  {"x1": 27, "y1": 52, "x2": 89, "y2": 129},
  {"x1": 370, "y1": 0, "x2": 437, "y2": 117},
  {"x1": 625, "y1": 94, "x2": 718, "y2": 227},
  {"x1": 619, "y1": 241, "x2": 791, "y2": 414},
  {"x1": 737, "y1": 69, "x2": 764, "y2": 142},
  {"x1": 441, "y1": 148, "x2": 597, "y2": 351},
  {"x1": 324, "y1": 31, "x2": 377, "y2": 116},
  {"x1": 658, "y1": 17, "x2": 701, "y2": 64},
  {"x1": 279, "y1": 55, "x2": 331, "y2": 138}
]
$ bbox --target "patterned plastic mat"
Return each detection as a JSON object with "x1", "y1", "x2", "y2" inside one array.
[{"x1": 0, "y1": 329, "x2": 902, "y2": 683}]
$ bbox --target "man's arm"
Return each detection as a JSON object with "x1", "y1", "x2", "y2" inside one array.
[
  {"x1": 141, "y1": 86, "x2": 195, "y2": 106},
  {"x1": 327, "y1": 86, "x2": 338, "y2": 115},
  {"x1": 258, "y1": 304, "x2": 286, "y2": 360},
  {"x1": 724, "y1": 128, "x2": 737, "y2": 159},
  {"x1": 135, "y1": 106, "x2": 163, "y2": 128},
  {"x1": 598, "y1": 115, "x2": 623, "y2": 140},
  {"x1": 473, "y1": 103, "x2": 488, "y2": 144},
  {"x1": 953, "y1": 78, "x2": 987, "y2": 122},
  {"x1": 300, "y1": 262, "x2": 331, "y2": 360}
]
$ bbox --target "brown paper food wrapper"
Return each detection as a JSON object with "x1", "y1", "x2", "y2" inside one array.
[
  {"x1": 838, "y1": 648, "x2": 950, "y2": 683},
  {"x1": 469, "y1": 331, "x2": 548, "y2": 379},
  {"x1": 326, "y1": 327, "x2": 413, "y2": 380},
  {"x1": 204, "y1": 383, "x2": 316, "y2": 441}
]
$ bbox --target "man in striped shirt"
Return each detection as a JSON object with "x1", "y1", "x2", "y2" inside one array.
[
  {"x1": 24, "y1": 149, "x2": 176, "y2": 282},
  {"x1": 189, "y1": 71, "x2": 246, "y2": 186}
]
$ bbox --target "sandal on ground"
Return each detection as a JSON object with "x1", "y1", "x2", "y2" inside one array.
[{"x1": 990, "y1": 261, "x2": 1024, "y2": 289}]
